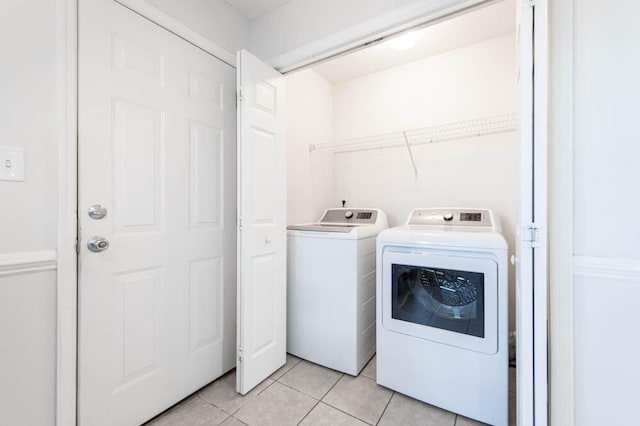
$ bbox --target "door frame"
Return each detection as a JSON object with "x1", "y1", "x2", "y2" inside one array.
[
  {"x1": 267, "y1": 0, "x2": 550, "y2": 424},
  {"x1": 272, "y1": 3, "x2": 550, "y2": 425},
  {"x1": 54, "y1": 0, "x2": 237, "y2": 424}
]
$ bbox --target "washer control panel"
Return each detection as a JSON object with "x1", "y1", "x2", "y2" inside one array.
[
  {"x1": 407, "y1": 208, "x2": 493, "y2": 228},
  {"x1": 320, "y1": 208, "x2": 378, "y2": 225}
]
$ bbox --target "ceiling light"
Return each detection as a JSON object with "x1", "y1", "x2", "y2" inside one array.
[{"x1": 388, "y1": 31, "x2": 420, "y2": 51}]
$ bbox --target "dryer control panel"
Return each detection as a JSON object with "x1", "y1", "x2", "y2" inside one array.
[
  {"x1": 407, "y1": 208, "x2": 495, "y2": 229},
  {"x1": 320, "y1": 208, "x2": 379, "y2": 225}
]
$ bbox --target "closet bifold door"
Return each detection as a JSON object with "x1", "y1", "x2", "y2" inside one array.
[
  {"x1": 236, "y1": 49, "x2": 287, "y2": 394},
  {"x1": 516, "y1": 0, "x2": 548, "y2": 425}
]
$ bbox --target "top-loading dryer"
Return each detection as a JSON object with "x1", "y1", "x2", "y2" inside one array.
[
  {"x1": 376, "y1": 208, "x2": 508, "y2": 426},
  {"x1": 287, "y1": 208, "x2": 388, "y2": 375}
]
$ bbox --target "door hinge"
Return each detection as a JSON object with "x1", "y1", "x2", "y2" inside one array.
[
  {"x1": 524, "y1": 223, "x2": 541, "y2": 247},
  {"x1": 236, "y1": 89, "x2": 243, "y2": 108},
  {"x1": 238, "y1": 215, "x2": 243, "y2": 229},
  {"x1": 238, "y1": 346, "x2": 243, "y2": 362},
  {"x1": 75, "y1": 238, "x2": 80, "y2": 255},
  {"x1": 523, "y1": 0, "x2": 535, "y2": 7}
]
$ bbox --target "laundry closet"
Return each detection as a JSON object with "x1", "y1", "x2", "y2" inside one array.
[{"x1": 285, "y1": 0, "x2": 518, "y2": 333}]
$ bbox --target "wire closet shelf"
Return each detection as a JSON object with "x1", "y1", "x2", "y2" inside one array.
[{"x1": 310, "y1": 113, "x2": 517, "y2": 154}]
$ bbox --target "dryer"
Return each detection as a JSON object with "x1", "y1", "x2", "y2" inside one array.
[
  {"x1": 376, "y1": 208, "x2": 508, "y2": 426},
  {"x1": 287, "y1": 208, "x2": 388, "y2": 375}
]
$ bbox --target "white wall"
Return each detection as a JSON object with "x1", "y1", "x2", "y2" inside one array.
[
  {"x1": 0, "y1": 270, "x2": 57, "y2": 425},
  {"x1": 143, "y1": 0, "x2": 250, "y2": 53},
  {"x1": 0, "y1": 2, "x2": 59, "y2": 424},
  {"x1": 567, "y1": 0, "x2": 640, "y2": 424},
  {"x1": 0, "y1": 1, "x2": 58, "y2": 254},
  {"x1": 329, "y1": 34, "x2": 518, "y2": 328},
  {"x1": 286, "y1": 69, "x2": 336, "y2": 224}
]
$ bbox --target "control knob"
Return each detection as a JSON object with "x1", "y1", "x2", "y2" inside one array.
[
  {"x1": 443, "y1": 212, "x2": 454, "y2": 221},
  {"x1": 345, "y1": 210, "x2": 354, "y2": 219}
]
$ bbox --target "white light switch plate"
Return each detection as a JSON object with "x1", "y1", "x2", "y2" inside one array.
[{"x1": 0, "y1": 145, "x2": 25, "y2": 182}]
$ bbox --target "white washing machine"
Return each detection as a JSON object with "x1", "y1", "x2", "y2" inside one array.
[
  {"x1": 287, "y1": 208, "x2": 388, "y2": 375},
  {"x1": 376, "y1": 208, "x2": 508, "y2": 426}
]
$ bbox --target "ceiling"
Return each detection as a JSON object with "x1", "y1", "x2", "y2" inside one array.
[
  {"x1": 224, "y1": 0, "x2": 295, "y2": 20},
  {"x1": 312, "y1": 0, "x2": 515, "y2": 83}
]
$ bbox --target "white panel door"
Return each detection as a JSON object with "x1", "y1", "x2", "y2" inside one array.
[
  {"x1": 236, "y1": 50, "x2": 287, "y2": 394},
  {"x1": 78, "y1": 0, "x2": 236, "y2": 424}
]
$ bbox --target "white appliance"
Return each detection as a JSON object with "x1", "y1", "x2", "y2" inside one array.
[
  {"x1": 287, "y1": 208, "x2": 388, "y2": 375},
  {"x1": 376, "y1": 208, "x2": 508, "y2": 426}
]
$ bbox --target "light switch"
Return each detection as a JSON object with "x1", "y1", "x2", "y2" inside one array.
[{"x1": 0, "y1": 145, "x2": 25, "y2": 182}]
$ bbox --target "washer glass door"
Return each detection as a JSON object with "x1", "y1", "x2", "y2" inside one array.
[{"x1": 382, "y1": 250, "x2": 498, "y2": 354}]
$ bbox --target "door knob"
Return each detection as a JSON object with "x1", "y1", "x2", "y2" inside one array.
[
  {"x1": 88, "y1": 204, "x2": 108, "y2": 220},
  {"x1": 87, "y1": 236, "x2": 110, "y2": 253}
]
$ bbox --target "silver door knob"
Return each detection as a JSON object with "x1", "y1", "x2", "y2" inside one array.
[
  {"x1": 87, "y1": 236, "x2": 110, "y2": 252},
  {"x1": 88, "y1": 204, "x2": 108, "y2": 220}
]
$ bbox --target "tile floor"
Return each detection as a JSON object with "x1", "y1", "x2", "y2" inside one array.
[{"x1": 146, "y1": 355, "x2": 516, "y2": 426}]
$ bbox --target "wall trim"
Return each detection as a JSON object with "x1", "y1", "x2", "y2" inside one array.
[
  {"x1": 0, "y1": 251, "x2": 57, "y2": 276},
  {"x1": 549, "y1": 0, "x2": 575, "y2": 424},
  {"x1": 533, "y1": 1, "x2": 549, "y2": 423},
  {"x1": 270, "y1": 0, "x2": 489, "y2": 73},
  {"x1": 56, "y1": 0, "x2": 78, "y2": 425},
  {"x1": 574, "y1": 256, "x2": 640, "y2": 281},
  {"x1": 114, "y1": 0, "x2": 236, "y2": 67}
]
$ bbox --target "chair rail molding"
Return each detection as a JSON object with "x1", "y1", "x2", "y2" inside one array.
[
  {"x1": 574, "y1": 256, "x2": 640, "y2": 281},
  {"x1": 0, "y1": 251, "x2": 58, "y2": 276}
]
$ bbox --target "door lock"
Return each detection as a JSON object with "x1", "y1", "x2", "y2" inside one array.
[
  {"x1": 88, "y1": 204, "x2": 108, "y2": 220},
  {"x1": 87, "y1": 236, "x2": 110, "y2": 253}
]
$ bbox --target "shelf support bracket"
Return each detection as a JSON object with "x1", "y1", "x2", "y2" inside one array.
[{"x1": 402, "y1": 131, "x2": 418, "y2": 176}]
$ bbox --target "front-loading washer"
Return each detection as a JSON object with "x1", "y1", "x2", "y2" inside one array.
[
  {"x1": 287, "y1": 208, "x2": 388, "y2": 375},
  {"x1": 376, "y1": 208, "x2": 508, "y2": 426}
]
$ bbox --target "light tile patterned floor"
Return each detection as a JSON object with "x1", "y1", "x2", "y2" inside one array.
[{"x1": 146, "y1": 355, "x2": 516, "y2": 426}]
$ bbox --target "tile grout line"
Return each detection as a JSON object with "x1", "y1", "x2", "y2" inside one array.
[
  {"x1": 295, "y1": 371, "x2": 347, "y2": 425},
  {"x1": 374, "y1": 390, "x2": 395, "y2": 426},
  {"x1": 229, "y1": 415, "x2": 249, "y2": 425},
  {"x1": 320, "y1": 401, "x2": 375, "y2": 425},
  {"x1": 276, "y1": 362, "x2": 344, "y2": 396},
  {"x1": 295, "y1": 394, "x2": 321, "y2": 425},
  {"x1": 229, "y1": 376, "x2": 279, "y2": 417},
  {"x1": 293, "y1": 370, "x2": 345, "y2": 426},
  {"x1": 319, "y1": 375, "x2": 383, "y2": 426}
]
